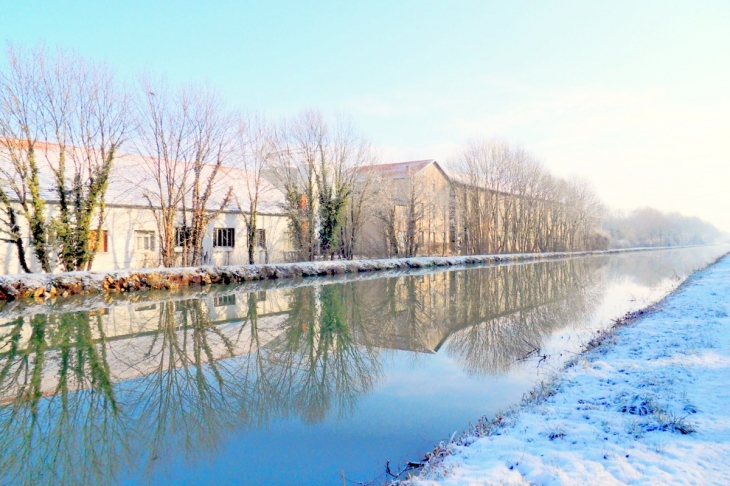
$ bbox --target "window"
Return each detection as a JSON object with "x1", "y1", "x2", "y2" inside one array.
[
  {"x1": 175, "y1": 226, "x2": 191, "y2": 247},
  {"x1": 89, "y1": 230, "x2": 108, "y2": 253},
  {"x1": 214, "y1": 294, "x2": 236, "y2": 307},
  {"x1": 135, "y1": 231, "x2": 156, "y2": 251},
  {"x1": 256, "y1": 229, "x2": 266, "y2": 248},
  {"x1": 214, "y1": 228, "x2": 235, "y2": 248}
]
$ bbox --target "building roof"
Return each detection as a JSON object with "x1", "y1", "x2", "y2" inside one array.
[
  {"x1": 356, "y1": 159, "x2": 436, "y2": 179},
  {"x1": 109, "y1": 154, "x2": 285, "y2": 213},
  {"x1": 357, "y1": 159, "x2": 530, "y2": 199},
  {"x1": 0, "y1": 142, "x2": 286, "y2": 214}
]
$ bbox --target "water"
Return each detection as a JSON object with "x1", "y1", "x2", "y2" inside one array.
[{"x1": 0, "y1": 247, "x2": 727, "y2": 485}]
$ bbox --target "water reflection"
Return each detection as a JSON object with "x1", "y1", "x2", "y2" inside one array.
[{"x1": 0, "y1": 247, "x2": 725, "y2": 485}]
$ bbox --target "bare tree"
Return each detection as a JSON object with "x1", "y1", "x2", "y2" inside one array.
[
  {"x1": 450, "y1": 140, "x2": 520, "y2": 255},
  {"x1": 37, "y1": 49, "x2": 128, "y2": 271},
  {"x1": 0, "y1": 44, "x2": 128, "y2": 273},
  {"x1": 269, "y1": 110, "x2": 374, "y2": 261},
  {"x1": 374, "y1": 170, "x2": 430, "y2": 258},
  {"x1": 181, "y1": 85, "x2": 235, "y2": 266},
  {"x1": 562, "y1": 177, "x2": 604, "y2": 251},
  {"x1": 135, "y1": 78, "x2": 234, "y2": 267},
  {"x1": 372, "y1": 178, "x2": 402, "y2": 257},
  {"x1": 337, "y1": 158, "x2": 379, "y2": 260},
  {"x1": 232, "y1": 113, "x2": 276, "y2": 264},
  {"x1": 269, "y1": 111, "x2": 320, "y2": 261},
  {"x1": 134, "y1": 77, "x2": 190, "y2": 268},
  {"x1": 0, "y1": 45, "x2": 53, "y2": 272},
  {"x1": 326, "y1": 121, "x2": 377, "y2": 260}
]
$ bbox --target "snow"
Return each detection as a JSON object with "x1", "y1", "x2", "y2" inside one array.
[{"x1": 408, "y1": 254, "x2": 730, "y2": 486}]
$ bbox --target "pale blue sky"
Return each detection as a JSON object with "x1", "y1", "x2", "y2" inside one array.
[{"x1": 2, "y1": 1, "x2": 730, "y2": 230}]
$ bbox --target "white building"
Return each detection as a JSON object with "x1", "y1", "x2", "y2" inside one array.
[{"x1": 0, "y1": 144, "x2": 293, "y2": 274}]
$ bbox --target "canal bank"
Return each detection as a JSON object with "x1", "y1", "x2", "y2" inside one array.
[
  {"x1": 403, "y1": 252, "x2": 730, "y2": 485},
  {"x1": 0, "y1": 246, "x2": 698, "y2": 302}
]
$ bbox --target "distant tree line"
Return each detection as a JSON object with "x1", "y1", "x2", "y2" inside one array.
[
  {"x1": 603, "y1": 207, "x2": 726, "y2": 248},
  {"x1": 449, "y1": 140, "x2": 606, "y2": 254}
]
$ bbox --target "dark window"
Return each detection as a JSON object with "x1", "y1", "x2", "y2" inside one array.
[
  {"x1": 256, "y1": 229, "x2": 266, "y2": 248},
  {"x1": 175, "y1": 226, "x2": 191, "y2": 247},
  {"x1": 214, "y1": 228, "x2": 235, "y2": 248}
]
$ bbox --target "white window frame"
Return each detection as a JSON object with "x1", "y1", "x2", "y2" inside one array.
[{"x1": 135, "y1": 230, "x2": 156, "y2": 252}]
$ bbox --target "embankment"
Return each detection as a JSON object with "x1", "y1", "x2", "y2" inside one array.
[{"x1": 0, "y1": 247, "x2": 685, "y2": 302}]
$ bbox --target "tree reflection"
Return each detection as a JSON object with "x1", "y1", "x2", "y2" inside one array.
[
  {"x1": 127, "y1": 299, "x2": 246, "y2": 475},
  {"x1": 0, "y1": 312, "x2": 126, "y2": 485},
  {"x1": 443, "y1": 259, "x2": 604, "y2": 375},
  {"x1": 261, "y1": 284, "x2": 382, "y2": 423},
  {"x1": 0, "y1": 281, "x2": 384, "y2": 484},
  {"x1": 340, "y1": 258, "x2": 605, "y2": 376}
]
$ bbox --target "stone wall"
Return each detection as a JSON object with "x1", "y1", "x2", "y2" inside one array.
[{"x1": 0, "y1": 248, "x2": 671, "y2": 302}]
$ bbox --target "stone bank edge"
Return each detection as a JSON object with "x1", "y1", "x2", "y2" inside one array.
[{"x1": 0, "y1": 247, "x2": 684, "y2": 301}]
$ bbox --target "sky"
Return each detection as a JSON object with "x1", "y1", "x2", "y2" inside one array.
[{"x1": 1, "y1": 0, "x2": 729, "y2": 231}]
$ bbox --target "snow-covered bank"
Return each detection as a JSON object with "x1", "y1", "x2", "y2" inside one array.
[
  {"x1": 405, "y1": 253, "x2": 730, "y2": 485},
  {"x1": 0, "y1": 246, "x2": 697, "y2": 301}
]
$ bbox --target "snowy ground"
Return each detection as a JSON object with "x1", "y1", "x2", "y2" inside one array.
[{"x1": 408, "y1": 254, "x2": 730, "y2": 485}]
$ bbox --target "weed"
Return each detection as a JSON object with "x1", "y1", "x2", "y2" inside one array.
[
  {"x1": 625, "y1": 418, "x2": 645, "y2": 439},
  {"x1": 652, "y1": 440, "x2": 668, "y2": 454},
  {"x1": 653, "y1": 412, "x2": 696, "y2": 435},
  {"x1": 617, "y1": 394, "x2": 662, "y2": 416},
  {"x1": 544, "y1": 424, "x2": 566, "y2": 441},
  {"x1": 521, "y1": 379, "x2": 559, "y2": 406}
]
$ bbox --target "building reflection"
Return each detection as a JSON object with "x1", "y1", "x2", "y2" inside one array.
[{"x1": 0, "y1": 249, "x2": 711, "y2": 484}]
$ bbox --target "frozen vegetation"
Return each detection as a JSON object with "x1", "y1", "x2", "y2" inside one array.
[{"x1": 406, "y1": 254, "x2": 730, "y2": 485}]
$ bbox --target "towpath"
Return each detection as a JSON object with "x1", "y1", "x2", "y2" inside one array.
[{"x1": 410, "y1": 254, "x2": 730, "y2": 485}]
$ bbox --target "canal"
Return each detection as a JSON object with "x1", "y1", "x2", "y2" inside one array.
[{"x1": 0, "y1": 247, "x2": 726, "y2": 485}]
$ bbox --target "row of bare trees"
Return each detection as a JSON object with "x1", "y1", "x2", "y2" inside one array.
[
  {"x1": 450, "y1": 140, "x2": 606, "y2": 254},
  {"x1": 135, "y1": 98, "x2": 381, "y2": 265},
  {"x1": 0, "y1": 44, "x2": 382, "y2": 272},
  {"x1": 0, "y1": 44, "x2": 128, "y2": 272},
  {"x1": 364, "y1": 140, "x2": 605, "y2": 259},
  {"x1": 0, "y1": 44, "x2": 606, "y2": 274}
]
